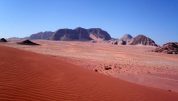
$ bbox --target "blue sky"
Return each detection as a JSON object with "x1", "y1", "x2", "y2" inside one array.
[{"x1": 0, "y1": 0, "x2": 178, "y2": 44}]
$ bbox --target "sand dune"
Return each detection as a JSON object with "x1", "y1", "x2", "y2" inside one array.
[
  {"x1": 0, "y1": 45, "x2": 178, "y2": 101},
  {"x1": 3, "y1": 40, "x2": 178, "y2": 92}
]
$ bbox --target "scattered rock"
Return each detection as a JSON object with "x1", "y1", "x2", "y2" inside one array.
[
  {"x1": 94, "y1": 69, "x2": 98, "y2": 72},
  {"x1": 104, "y1": 66, "x2": 112, "y2": 70}
]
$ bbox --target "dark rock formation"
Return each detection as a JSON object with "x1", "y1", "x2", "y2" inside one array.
[
  {"x1": 18, "y1": 40, "x2": 40, "y2": 45},
  {"x1": 74, "y1": 27, "x2": 92, "y2": 41},
  {"x1": 30, "y1": 31, "x2": 54, "y2": 40},
  {"x1": 51, "y1": 29, "x2": 78, "y2": 41},
  {"x1": 0, "y1": 38, "x2": 7, "y2": 42},
  {"x1": 154, "y1": 42, "x2": 178, "y2": 54},
  {"x1": 29, "y1": 27, "x2": 111, "y2": 41},
  {"x1": 88, "y1": 28, "x2": 111, "y2": 41},
  {"x1": 130, "y1": 35, "x2": 157, "y2": 46},
  {"x1": 51, "y1": 27, "x2": 92, "y2": 41}
]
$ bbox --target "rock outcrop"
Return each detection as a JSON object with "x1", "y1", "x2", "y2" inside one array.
[
  {"x1": 154, "y1": 42, "x2": 178, "y2": 54},
  {"x1": 18, "y1": 40, "x2": 40, "y2": 45},
  {"x1": 130, "y1": 35, "x2": 157, "y2": 46},
  {"x1": 0, "y1": 38, "x2": 7, "y2": 42}
]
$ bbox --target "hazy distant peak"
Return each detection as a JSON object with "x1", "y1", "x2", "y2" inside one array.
[{"x1": 120, "y1": 34, "x2": 133, "y2": 40}]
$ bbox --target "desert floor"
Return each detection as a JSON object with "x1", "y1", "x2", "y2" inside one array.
[
  {"x1": 3, "y1": 40, "x2": 178, "y2": 92},
  {"x1": 1, "y1": 44, "x2": 178, "y2": 101}
]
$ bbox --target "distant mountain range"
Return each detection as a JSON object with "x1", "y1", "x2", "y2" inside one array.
[
  {"x1": 29, "y1": 27, "x2": 111, "y2": 41},
  {"x1": 7, "y1": 27, "x2": 158, "y2": 46}
]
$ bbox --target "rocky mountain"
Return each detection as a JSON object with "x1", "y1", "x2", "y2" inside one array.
[
  {"x1": 74, "y1": 27, "x2": 91, "y2": 41},
  {"x1": 154, "y1": 42, "x2": 178, "y2": 54},
  {"x1": 51, "y1": 28, "x2": 111, "y2": 41},
  {"x1": 51, "y1": 29, "x2": 77, "y2": 41},
  {"x1": 51, "y1": 28, "x2": 92, "y2": 41},
  {"x1": 130, "y1": 35, "x2": 157, "y2": 46},
  {"x1": 111, "y1": 34, "x2": 157, "y2": 46},
  {"x1": 88, "y1": 28, "x2": 111, "y2": 41},
  {"x1": 27, "y1": 28, "x2": 158, "y2": 46},
  {"x1": 30, "y1": 27, "x2": 111, "y2": 41},
  {"x1": 30, "y1": 31, "x2": 54, "y2": 40}
]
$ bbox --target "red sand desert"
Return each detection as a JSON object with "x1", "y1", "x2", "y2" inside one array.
[
  {"x1": 3, "y1": 40, "x2": 178, "y2": 91},
  {"x1": 1, "y1": 41, "x2": 178, "y2": 101}
]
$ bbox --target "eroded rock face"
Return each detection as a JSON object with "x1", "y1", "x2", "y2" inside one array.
[
  {"x1": 154, "y1": 42, "x2": 178, "y2": 54},
  {"x1": 88, "y1": 28, "x2": 111, "y2": 41},
  {"x1": 51, "y1": 29, "x2": 78, "y2": 41},
  {"x1": 29, "y1": 27, "x2": 111, "y2": 41},
  {"x1": 74, "y1": 27, "x2": 92, "y2": 41},
  {"x1": 30, "y1": 31, "x2": 54, "y2": 40},
  {"x1": 51, "y1": 28, "x2": 111, "y2": 41},
  {"x1": 130, "y1": 35, "x2": 157, "y2": 46}
]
